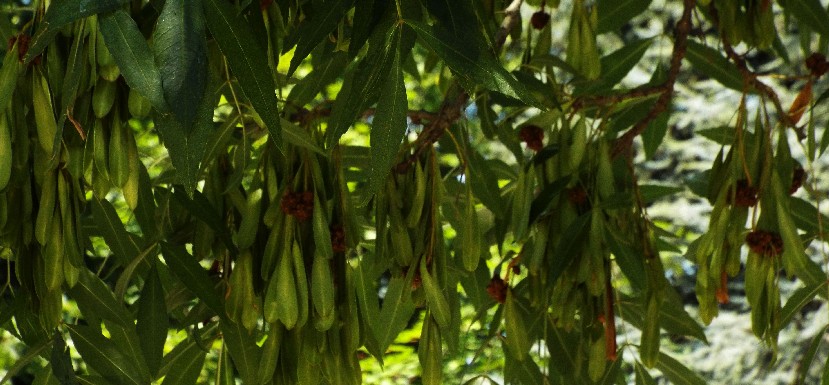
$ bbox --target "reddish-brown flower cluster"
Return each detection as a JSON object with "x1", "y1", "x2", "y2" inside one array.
[
  {"x1": 732, "y1": 179, "x2": 758, "y2": 207},
  {"x1": 280, "y1": 190, "x2": 314, "y2": 221},
  {"x1": 806, "y1": 53, "x2": 829, "y2": 78},
  {"x1": 790, "y1": 166, "x2": 806, "y2": 194},
  {"x1": 260, "y1": 0, "x2": 273, "y2": 10},
  {"x1": 519, "y1": 125, "x2": 544, "y2": 152},
  {"x1": 8, "y1": 34, "x2": 39, "y2": 64},
  {"x1": 530, "y1": 11, "x2": 551, "y2": 30},
  {"x1": 486, "y1": 275, "x2": 508, "y2": 303},
  {"x1": 745, "y1": 230, "x2": 783, "y2": 256},
  {"x1": 331, "y1": 224, "x2": 347, "y2": 253}
]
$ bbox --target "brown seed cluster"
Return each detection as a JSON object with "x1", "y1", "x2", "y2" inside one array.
[
  {"x1": 331, "y1": 224, "x2": 347, "y2": 253},
  {"x1": 519, "y1": 125, "x2": 544, "y2": 152},
  {"x1": 745, "y1": 230, "x2": 783, "y2": 256},
  {"x1": 530, "y1": 11, "x2": 551, "y2": 30},
  {"x1": 486, "y1": 276, "x2": 508, "y2": 304},
  {"x1": 8, "y1": 34, "x2": 39, "y2": 64},
  {"x1": 790, "y1": 166, "x2": 806, "y2": 194},
  {"x1": 732, "y1": 179, "x2": 758, "y2": 207},
  {"x1": 280, "y1": 190, "x2": 314, "y2": 222},
  {"x1": 806, "y1": 53, "x2": 829, "y2": 78}
]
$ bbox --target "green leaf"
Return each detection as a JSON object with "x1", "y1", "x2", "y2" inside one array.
[
  {"x1": 92, "y1": 197, "x2": 142, "y2": 266},
  {"x1": 789, "y1": 197, "x2": 829, "y2": 237},
  {"x1": 597, "y1": 0, "x2": 652, "y2": 34},
  {"x1": 639, "y1": 184, "x2": 683, "y2": 204},
  {"x1": 67, "y1": 325, "x2": 150, "y2": 385},
  {"x1": 159, "y1": 339, "x2": 207, "y2": 385},
  {"x1": 685, "y1": 40, "x2": 745, "y2": 92},
  {"x1": 642, "y1": 108, "x2": 670, "y2": 159},
  {"x1": 57, "y1": 21, "x2": 88, "y2": 130},
  {"x1": 287, "y1": 0, "x2": 352, "y2": 76},
  {"x1": 153, "y1": 0, "x2": 208, "y2": 127},
  {"x1": 170, "y1": 188, "x2": 236, "y2": 253},
  {"x1": 137, "y1": 263, "x2": 169, "y2": 376},
  {"x1": 375, "y1": 276, "x2": 416, "y2": 356},
  {"x1": 287, "y1": 51, "x2": 348, "y2": 107},
  {"x1": 26, "y1": 0, "x2": 130, "y2": 62},
  {"x1": 68, "y1": 269, "x2": 133, "y2": 327},
  {"x1": 50, "y1": 333, "x2": 79, "y2": 385},
  {"x1": 153, "y1": 85, "x2": 214, "y2": 193},
  {"x1": 405, "y1": 20, "x2": 542, "y2": 109},
  {"x1": 220, "y1": 320, "x2": 261, "y2": 385},
  {"x1": 781, "y1": 281, "x2": 827, "y2": 327},
  {"x1": 75, "y1": 376, "x2": 115, "y2": 385},
  {"x1": 617, "y1": 292, "x2": 707, "y2": 342},
  {"x1": 98, "y1": 10, "x2": 167, "y2": 112},
  {"x1": 160, "y1": 242, "x2": 224, "y2": 315},
  {"x1": 779, "y1": 0, "x2": 829, "y2": 39},
  {"x1": 634, "y1": 362, "x2": 657, "y2": 385},
  {"x1": 364, "y1": 27, "x2": 407, "y2": 204},
  {"x1": 202, "y1": 0, "x2": 283, "y2": 151},
  {"x1": 696, "y1": 125, "x2": 735, "y2": 145},
  {"x1": 0, "y1": 43, "x2": 22, "y2": 112},
  {"x1": 581, "y1": 38, "x2": 652, "y2": 92},
  {"x1": 605, "y1": 228, "x2": 646, "y2": 291},
  {"x1": 798, "y1": 325, "x2": 829, "y2": 385},
  {"x1": 280, "y1": 118, "x2": 326, "y2": 156},
  {"x1": 106, "y1": 324, "x2": 153, "y2": 382},
  {"x1": 654, "y1": 352, "x2": 706, "y2": 385},
  {"x1": 548, "y1": 212, "x2": 591, "y2": 284}
]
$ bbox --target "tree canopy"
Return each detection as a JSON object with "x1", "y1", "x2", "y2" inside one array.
[{"x1": 1, "y1": 0, "x2": 829, "y2": 384}]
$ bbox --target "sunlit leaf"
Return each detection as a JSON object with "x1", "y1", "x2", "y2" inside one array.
[{"x1": 375, "y1": 277, "x2": 415, "y2": 356}]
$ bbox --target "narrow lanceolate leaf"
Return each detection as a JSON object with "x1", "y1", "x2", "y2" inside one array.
[
  {"x1": 68, "y1": 325, "x2": 150, "y2": 385},
  {"x1": 597, "y1": 0, "x2": 652, "y2": 34},
  {"x1": 154, "y1": 90, "x2": 214, "y2": 194},
  {"x1": 287, "y1": 51, "x2": 348, "y2": 107},
  {"x1": 161, "y1": 242, "x2": 224, "y2": 315},
  {"x1": 405, "y1": 20, "x2": 542, "y2": 109},
  {"x1": 220, "y1": 320, "x2": 261, "y2": 385},
  {"x1": 287, "y1": 0, "x2": 352, "y2": 76},
  {"x1": 202, "y1": 0, "x2": 282, "y2": 151},
  {"x1": 50, "y1": 333, "x2": 79, "y2": 385},
  {"x1": 654, "y1": 352, "x2": 706, "y2": 385},
  {"x1": 375, "y1": 277, "x2": 416, "y2": 355},
  {"x1": 136, "y1": 264, "x2": 168, "y2": 376},
  {"x1": 98, "y1": 10, "x2": 167, "y2": 112},
  {"x1": 280, "y1": 118, "x2": 326, "y2": 156},
  {"x1": 779, "y1": 0, "x2": 829, "y2": 39},
  {"x1": 106, "y1": 324, "x2": 153, "y2": 383},
  {"x1": 26, "y1": 0, "x2": 130, "y2": 62},
  {"x1": 781, "y1": 281, "x2": 828, "y2": 327},
  {"x1": 0, "y1": 44, "x2": 22, "y2": 111},
  {"x1": 365, "y1": 27, "x2": 406, "y2": 205},
  {"x1": 685, "y1": 40, "x2": 745, "y2": 92},
  {"x1": 153, "y1": 0, "x2": 208, "y2": 127},
  {"x1": 159, "y1": 340, "x2": 207, "y2": 385},
  {"x1": 68, "y1": 269, "x2": 133, "y2": 327},
  {"x1": 584, "y1": 38, "x2": 652, "y2": 92},
  {"x1": 92, "y1": 197, "x2": 142, "y2": 265}
]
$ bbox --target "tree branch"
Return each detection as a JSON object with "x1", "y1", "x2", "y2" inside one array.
[
  {"x1": 611, "y1": 0, "x2": 696, "y2": 158},
  {"x1": 395, "y1": 0, "x2": 525, "y2": 172}
]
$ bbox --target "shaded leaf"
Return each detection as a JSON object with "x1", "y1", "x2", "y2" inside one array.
[
  {"x1": 68, "y1": 269, "x2": 133, "y2": 327},
  {"x1": 50, "y1": 333, "x2": 79, "y2": 385},
  {"x1": 685, "y1": 40, "x2": 745, "y2": 92},
  {"x1": 160, "y1": 242, "x2": 224, "y2": 314},
  {"x1": 67, "y1": 325, "x2": 150, "y2": 385},
  {"x1": 220, "y1": 320, "x2": 261, "y2": 385},
  {"x1": 98, "y1": 10, "x2": 167, "y2": 111},
  {"x1": 779, "y1": 0, "x2": 829, "y2": 38},
  {"x1": 202, "y1": 0, "x2": 282, "y2": 151},
  {"x1": 549, "y1": 212, "x2": 591, "y2": 284},
  {"x1": 405, "y1": 20, "x2": 542, "y2": 108},
  {"x1": 287, "y1": 51, "x2": 348, "y2": 107},
  {"x1": 597, "y1": 0, "x2": 652, "y2": 34},
  {"x1": 365, "y1": 27, "x2": 407, "y2": 204},
  {"x1": 159, "y1": 340, "x2": 207, "y2": 385},
  {"x1": 137, "y1": 263, "x2": 168, "y2": 376},
  {"x1": 642, "y1": 108, "x2": 670, "y2": 159},
  {"x1": 581, "y1": 38, "x2": 652, "y2": 92},
  {"x1": 153, "y1": 0, "x2": 208, "y2": 127},
  {"x1": 375, "y1": 277, "x2": 415, "y2": 355},
  {"x1": 287, "y1": 0, "x2": 352, "y2": 76},
  {"x1": 654, "y1": 352, "x2": 706, "y2": 385},
  {"x1": 92, "y1": 197, "x2": 141, "y2": 266},
  {"x1": 280, "y1": 118, "x2": 326, "y2": 156},
  {"x1": 798, "y1": 325, "x2": 829, "y2": 385},
  {"x1": 26, "y1": 0, "x2": 130, "y2": 61},
  {"x1": 789, "y1": 196, "x2": 829, "y2": 237},
  {"x1": 781, "y1": 281, "x2": 827, "y2": 327},
  {"x1": 639, "y1": 184, "x2": 683, "y2": 204},
  {"x1": 106, "y1": 324, "x2": 153, "y2": 382}
]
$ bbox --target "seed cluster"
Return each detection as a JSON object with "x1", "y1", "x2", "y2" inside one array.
[
  {"x1": 745, "y1": 230, "x2": 783, "y2": 256},
  {"x1": 519, "y1": 125, "x2": 544, "y2": 152},
  {"x1": 8, "y1": 34, "x2": 39, "y2": 64},
  {"x1": 486, "y1": 276, "x2": 508, "y2": 304},
  {"x1": 790, "y1": 166, "x2": 806, "y2": 194},
  {"x1": 280, "y1": 191, "x2": 314, "y2": 222},
  {"x1": 530, "y1": 11, "x2": 551, "y2": 30},
  {"x1": 732, "y1": 179, "x2": 758, "y2": 207},
  {"x1": 806, "y1": 53, "x2": 829, "y2": 78},
  {"x1": 331, "y1": 224, "x2": 347, "y2": 253}
]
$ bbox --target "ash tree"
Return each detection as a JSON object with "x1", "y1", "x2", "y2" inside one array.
[{"x1": 0, "y1": 0, "x2": 828, "y2": 384}]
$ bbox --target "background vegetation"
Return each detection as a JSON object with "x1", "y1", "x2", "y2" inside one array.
[{"x1": 1, "y1": 0, "x2": 829, "y2": 384}]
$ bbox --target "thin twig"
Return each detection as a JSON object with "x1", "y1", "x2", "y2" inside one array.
[
  {"x1": 611, "y1": 0, "x2": 696, "y2": 158},
  {"x1": 395, "y1": 0, "x2": 525, "y2": 172}
]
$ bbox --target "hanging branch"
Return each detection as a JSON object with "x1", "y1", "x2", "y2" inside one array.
[
  {"x1": 611, "y1": 0, "x2": 696, "y2": 158},
  {"x1": 395, "y1": 0, "x2": 524, "y2": 172}
]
